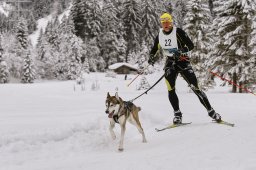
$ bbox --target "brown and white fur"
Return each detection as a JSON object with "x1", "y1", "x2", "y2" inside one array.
[{"x1": 105, "y1": 92, "x2": 147, "y2": 151}]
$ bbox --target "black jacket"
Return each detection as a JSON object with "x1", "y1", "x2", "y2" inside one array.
[{"x1": 150, "y1": 27, "x2": 194, "y2": 57}]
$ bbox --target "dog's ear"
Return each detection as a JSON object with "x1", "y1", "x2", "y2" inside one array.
[
  {"x1": 107, "y1": 92, "x2": 110, "y2": 98},
  {"x1": 115, "y1": 92, "x2": 123, "y2": 102},
  {"x1": 115, "y1": 92, "x2": 119, "y2": 100}
]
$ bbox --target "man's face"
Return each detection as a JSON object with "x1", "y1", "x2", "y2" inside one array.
[{"x1": 161, "y1": 21, "x2": 172, "y2": 32}]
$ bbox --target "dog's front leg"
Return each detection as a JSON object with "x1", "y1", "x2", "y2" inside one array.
[
  {"x1": 118, "y1": 117, "x2": 126, "y2": 151},
  {"x1": 109, "y1": 119, "x2": 116, "y2": 140}
]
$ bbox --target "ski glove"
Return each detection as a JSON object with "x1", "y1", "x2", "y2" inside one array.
[
  {"x1": 168, "y1": 48, "x2": 182, "y2": 58},
  {"x1": 148, "y1": 54, "x2": 155, "y2": 66}
]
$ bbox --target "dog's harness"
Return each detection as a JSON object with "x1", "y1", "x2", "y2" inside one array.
[{"x1": 113, "y1": 101, "x2": 133, "y2": 124}]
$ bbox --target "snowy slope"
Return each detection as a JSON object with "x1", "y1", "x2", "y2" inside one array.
[
  {"x1": 29, "y1": 7, "x2": 71, "y2": 47},
  {"x1": 0, "y1": 2, "x2": 10, "y2": 17},
  {"x1": 0, "y1": 72, "x2": 256, "y2": 170}
]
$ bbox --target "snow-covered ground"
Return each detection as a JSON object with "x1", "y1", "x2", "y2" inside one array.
[{"x1": 0, "y1": 72, "x2": 256, "y2": 170}]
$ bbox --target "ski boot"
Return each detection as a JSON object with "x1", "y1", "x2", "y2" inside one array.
[
  {"x1": 208, "y1": 109, "x2": 221, "y2": 122},
  {"x1": 173, "y1": 110, "x2": 182, "y2": 124}
]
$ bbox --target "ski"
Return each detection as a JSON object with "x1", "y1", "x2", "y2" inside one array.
[
  {"x1": 213, "y1": 120, "x2": 235, "y2": 127},
  {"x1": 155, "y1": 122, "x2": 192, "y2": 132}
]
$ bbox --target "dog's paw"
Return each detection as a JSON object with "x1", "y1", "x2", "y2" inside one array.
[
  {"x1": 142, "y1": 139, "x2": 147, "y2": 143},
  {"x1": 118, "y1": 148, "x2": 124, "y2": 152}
]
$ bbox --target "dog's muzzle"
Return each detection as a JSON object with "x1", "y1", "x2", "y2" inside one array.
[{"x1": 106, "y1": 110, "x2": 115, "y2": 118}]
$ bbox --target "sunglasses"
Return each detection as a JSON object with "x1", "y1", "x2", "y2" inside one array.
[{"x1": 160, "y1": 18, "x2": 172, "y2": 23}]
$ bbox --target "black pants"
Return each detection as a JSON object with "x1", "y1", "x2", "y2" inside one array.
[{"x1": 164, "y1": 58, "x2": 212, "y2": 112}]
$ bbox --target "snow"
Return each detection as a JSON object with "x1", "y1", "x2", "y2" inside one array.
[
  {"x1": 0, "y1": 72, "x2": 256, "y2": 170},
  {"x1": 29, "y1": 7, "x2": 71, "y2": 47},
  {"x1": 0, "y1": 2, "x2": 9, "y2": 17},
  {"x1": 108, "y1": 62, "x2": 138, "y2": 70},
  {"x1": 28, "y1": 15, "x2": 53, "y2": 47}
]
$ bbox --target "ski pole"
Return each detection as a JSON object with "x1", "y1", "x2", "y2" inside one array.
[
  {"x1": 127, "y1": 65, "x2": 149, "y2": 87},
  {"x1": 127, "y1": 74, "x2": 140, "y2": 87}
]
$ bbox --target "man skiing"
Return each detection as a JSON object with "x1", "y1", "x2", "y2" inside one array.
[{"x1": 148, "y1": 12, "x2": 221, "y2": 124}]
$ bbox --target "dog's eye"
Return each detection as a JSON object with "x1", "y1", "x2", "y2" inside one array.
[{"x1": 110, "y1": 104, "x2": 115, "y2": 107}]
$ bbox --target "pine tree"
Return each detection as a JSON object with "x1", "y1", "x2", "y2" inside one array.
[
  {"x1": 53, "y1": 28, "x2": 84, "y2": 80},
  {"x1": 0, "y1": 60, "x2": 9, "y2": 83},
  {"x1": 45, "y1": 17, "x2": 61, "y2": 51},
  {"x1": 82, "y1": 57, "x2": 90, "y2": 74},
  {"x1": 101, "y1": 0, "x2": 120, "y2": 69},
  {"x1": 164, "y1": 1, "x2": 173, "y2": 15},
  {"x1": 14, "y1": 19, "x2": 31, "y2": 79},
  {"x1": 1, "y1": 32, "x2": 22, "y2": 78},
  {"x1": 208, "y1": 0, "x2": 214, "y2": 16},
  {"x1": 246, "y1": 15, "x2": 256, "y2": 92},
  {"x1": 183, "y1": 0, "x2": 213, "y2": 89},
  {"x1": 210, "y1": 0, "x2": 228, "y2": 68},
  {"x1": 184, "y1": 0, "x2": 212, "y2": 65},
  {"x1": 36, "y1": 29, "x2": 58, "y2": 79},
  {"x1": 110, "y1": 0, "x2": 127, "y2": 63},
  {"x1": 122, "y1": 0, "x2": 142, "y2": 62},
  {"x1": 21, "y1": 52, "x2": 36, "y2": 83},
  {"x1": 127, "y1": 51, "x2": 137, "y2": 64},
  {"x1": 16, "y1": 18, "x2": 29, "y2": 50},
  {"x1": 250, "y1": 16, "x2": 256, "y2": 56},
  {"x1": 0, "y1": 48, "x2": 9, "y2": 83},
  {"x1": 137, "y1": 76, "x2": 150, "y2": 90},
  {"x1": 141, "y1": 0, "x2": 159, "y2": 47},
  {"x1": 83, "y1": 0, "x2": 103, "y2": 40},
  {"x1": 86, "y1": 38, "x2": 103, "y2": 71},
  {"x1": 101, "y1": 31, "x2": 119, "y2": 69},
  {"x1": 59, "y1": 15, "x2": 75, "y2": 35},
  {"x1": 66, "y1": 34, "x2": 83, "y2": 80},
  {"x1": 151, "y1": 0, "x2": 166, "y2": 14},
  {"x1": 212, "y1": 0, "x2": 225, "y2": 17},
  {"x1": 116, "y1": 36, "x2": 127, "y2": 63},
  {"x1": 69, "y1": 0, "x2": 104, "y2": 69},
  {"x1": 70, "y1": 0, "x2": 87, "y2": 40},
  {"x1": 137, "y1": 41, "x2": 149, "y2": 70},
  {"x1": 102, "y1": 0, "x2": 119, "y2": 33},
  {"x1": 52, "y1": 1, "x2": 64, "y2": 15},
  {"x1": 211, "y1": 0, "x2": 255, "y2": 93},
  {"x1": 173, "y1": 0, "x2": 187, "y2": 28}
]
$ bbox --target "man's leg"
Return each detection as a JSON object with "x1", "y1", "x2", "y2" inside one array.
[
  {"x1": 165, "y1": 66, "x2": 182, "y2": 124},
  {"x1": 181, "y1": 67, "x2": 221, "y2": 121}
]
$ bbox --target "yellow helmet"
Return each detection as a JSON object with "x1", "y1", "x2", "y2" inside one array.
[{"x1": 160, "y1": 13, "x2": 173, "y2": 23}]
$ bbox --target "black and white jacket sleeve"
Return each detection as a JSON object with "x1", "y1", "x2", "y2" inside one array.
[{"x1": 176, "y1": 28, "x2": 194, "y2": 53}]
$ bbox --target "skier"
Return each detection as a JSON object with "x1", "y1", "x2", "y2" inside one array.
[{"x1": 148, "y1": 12, "x2": 221, "y2": 124}]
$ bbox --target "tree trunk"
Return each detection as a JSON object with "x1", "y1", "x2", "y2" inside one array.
[
  {"x1": 239, "y1": 81, "x2": 243, "y2": 93},
  {"x1": 232, "y1": 72, "x2": 237, "y2": 93},
  {"x1": 238, "y1": 67, "x2": 242, "y2": 93},
  {"x1": 208, "y1": 0, "x2": 214, "y2": 16}
]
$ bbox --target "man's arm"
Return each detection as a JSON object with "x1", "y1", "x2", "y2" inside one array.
[
  {"x1": 176, "y1": 28, "x2": 194, "y2": 53},
  {"x1": 150, "y1": 35, "x2": 160, "y2": 57},
  {"x1": 148, "y1": 35, "x2": 160, "y2": 65}
]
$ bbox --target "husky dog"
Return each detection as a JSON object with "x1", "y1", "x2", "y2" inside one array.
[{"x1": 105, "y1": 92, "x2": 147, "y2": 151}]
